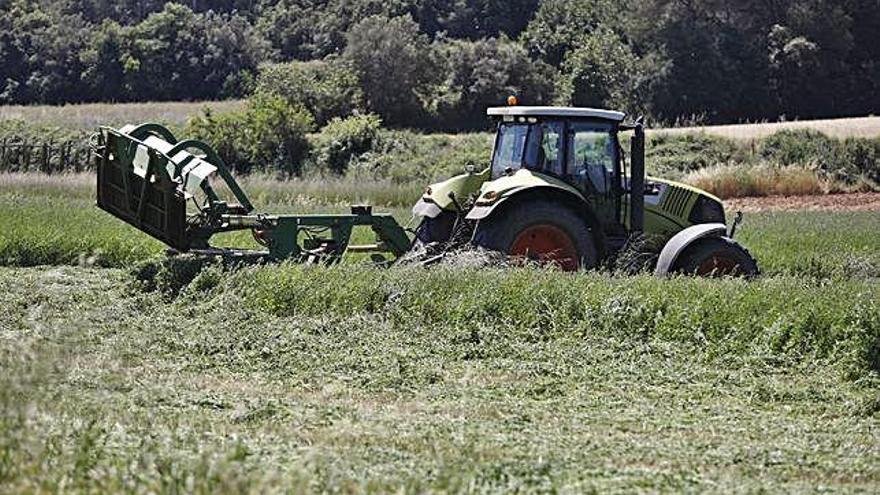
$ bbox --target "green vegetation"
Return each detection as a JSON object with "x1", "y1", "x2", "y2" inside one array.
[
  {"x1": 3, "y1": 1, "x2": 879, "y2": 128},
  {"x1": 185, "y1": 94, "x2": 315, "y2": 175},
  {"x1": 1, "y1": 172, "x2": 879, "y2": 491},
  {"x1": 2, "y1": 173, "x2": 879, "y2": 278},
  {"x1": 2, "y1": 109, "x2": 879, "y2": 197},
  {"x1": 1, "y1": 262, "x2": 878, "y2": 491}
]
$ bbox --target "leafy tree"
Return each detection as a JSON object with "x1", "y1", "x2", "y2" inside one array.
[
  {"x1": 630, "y1": 0, "x2": 775, "y2": 123},
  {"x1": 431, "y1": 36, "x2": 554, "y2": 129},
  {"x1": 414, "y1": 0, "x2": 540, "y2": 39},
  {"x1": 121, "y1": 3, "x2": 263, "y2": 101},
  {"x1": 80, "y1": 20, "x2": 126, "y2": 101},
  {"x1": 344, "y1": 15, "x2": 435, "y2": 126},
  {"x1": 0, "y1": 0, "x2": 91, "y2": 104},
  {"x1": 554, "y1": 29, "x2": 642, "y2": 113},
  {"x1": 521, "y1": 0, "x2": 619, "y2": 66},
  {"x1": 255, "y1": 58, "x2": 364, "y2": 125}
]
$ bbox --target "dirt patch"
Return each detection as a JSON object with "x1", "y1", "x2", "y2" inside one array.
[{"x1": 725, "y1": 192, "x2": 880, "y2": 212}]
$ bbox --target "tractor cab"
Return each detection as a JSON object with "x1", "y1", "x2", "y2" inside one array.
[{"x1": 484, "y1": 106, "x2": 629, "y2": 241}]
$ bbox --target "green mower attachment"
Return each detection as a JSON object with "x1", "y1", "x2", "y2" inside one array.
[{"x1": 94, "y1": 123, "x2": 411, "y2": 264}]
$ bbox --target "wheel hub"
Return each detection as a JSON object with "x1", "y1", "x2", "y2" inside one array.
[{"x1": 510, "y1": 224, "x2": 578, "y2": 271}]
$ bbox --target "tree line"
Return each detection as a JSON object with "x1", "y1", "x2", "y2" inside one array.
[{"x1": 1, "y1": 0, "x2": 878, "y2": 128}]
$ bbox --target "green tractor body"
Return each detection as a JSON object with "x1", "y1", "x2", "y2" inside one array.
[{"x1": 413, "y1": 106, "x2": 758, "y2": 275}]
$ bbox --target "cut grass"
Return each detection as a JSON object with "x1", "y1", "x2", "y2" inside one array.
[{"x1": 0, "y1": 265, "x2": 878, "y2": 492}]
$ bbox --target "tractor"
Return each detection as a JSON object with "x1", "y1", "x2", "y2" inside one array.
[
  {"x1": 412, "y1": 103, "x2": 759, "y2": 276},
  {"x1": 92, "y1": 104, "x2": 757, "y2": 277}
]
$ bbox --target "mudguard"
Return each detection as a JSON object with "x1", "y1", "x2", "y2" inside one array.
[
  {"x1": 412, "y1": 168, "x2": 490, "y2": 219},
  {"x1": 654, "y1": 223, "x2": 728, "y2": 276},
  {"x1": 465, "y1": 170, "x2": 586, "y2": 220}
]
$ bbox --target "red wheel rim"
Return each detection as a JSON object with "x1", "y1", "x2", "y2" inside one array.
[
  {"x1": 510, "y1": 224, "x2": 579, "y2": 271},
  {"x1": 696, "y1": 255, "x2": 738, "y2": 276}
]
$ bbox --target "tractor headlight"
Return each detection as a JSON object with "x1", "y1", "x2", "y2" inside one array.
[{"x1": 689, "y1": 196, "x2": 726, "y2": 224}]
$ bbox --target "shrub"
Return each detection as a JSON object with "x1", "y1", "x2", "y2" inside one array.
[
  {"x1": 759, "y1": 129, "x2": 837, "y2": 167},
  {"x1": 254, "y1": 59, "x2": 363, "y2": 126},
  {"x1": 186, "y1": 94, "x2": 314, "y2": 176},
  {"x1": 645, "y1": 132, "x2": 744, "y2": 178},
  {"x1": 837, "y1": 137, "x2": 880, "y2": 186},
  {"x1": 761, "y1": 129, "x2": 880, "y2": 186},
  {"x1": 313, "y1": 114, "x2": 382, "y2": 174},
  {"x1": 355, "y1": 130, "x2": 493, "y2": 183}
]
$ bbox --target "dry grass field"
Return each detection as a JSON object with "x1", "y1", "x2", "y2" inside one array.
[
  {"x1": 0, "y1": 100, "x2": 246, "y2": 129},
  {"x1": 656, "y1": 116, "x2": 880, "y2": 140},
  {"x1": 1, "y1": 100, "x2": 877, "y2": 139}
]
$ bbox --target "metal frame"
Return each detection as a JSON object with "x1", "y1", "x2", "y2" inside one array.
[{"x1": 95, "y1": 123, "x2": 411, "y2": 264}]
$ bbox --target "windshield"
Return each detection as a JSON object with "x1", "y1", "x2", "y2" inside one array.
[
  {"x1": 491, "y1": 124, "x2": 529, "y2": 176},
  {"x1": 491, "y1": 122, "x2": 564, "y2": 178}
]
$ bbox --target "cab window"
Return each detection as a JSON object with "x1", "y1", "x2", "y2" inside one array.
[
  {"x1": 567, "y1": 122, "x2": 617, "y2": 193},
  {"x1": 491, "y1": 121, "x2": 564, "y2": 178},
  {"x1": 524, "y1": 121, "x2": 564, "y2": 176},
  {"x1": 491, "y1": 124, "x2": 529, "y2": 176}
]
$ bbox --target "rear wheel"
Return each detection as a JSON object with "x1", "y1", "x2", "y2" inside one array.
[
  {"x1": 473, "y1": 202, "x2": 597, "y2": 271},
  {"x1": 673, "y1": 237, "x2": 759, "y2": 277}
]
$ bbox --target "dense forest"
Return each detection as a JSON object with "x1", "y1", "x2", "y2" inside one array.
[{"x1": 1, "y1": 0, "x2": 878, "y2": 128}]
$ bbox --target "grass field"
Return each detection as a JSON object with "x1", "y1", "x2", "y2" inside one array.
[
  {"x1": 1, "y1": 171, "x2": 879, "y2": 492},
  {"x1": 2, "y1": 100, "x2": 878, "y2": 139},
  {"x1": 0, "y1": 100, "x2": 246, "y2": 130},
  {"x1": 660, "y1": 116, "x2": 880, "y2": 140}
]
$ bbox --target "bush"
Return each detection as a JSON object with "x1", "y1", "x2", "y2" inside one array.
[
  {"x1": 761, "y1": 129, "x2": 880, "y2": 186},
  {"x1": 254, "y1": 59, "x2": 364, "y2": 126},
  {"x1": 759, "y1": 129, "x2": 837, "y2": 167},
  {"x1": 186, "y1": 94, "x2": 314, "y2": 176},
  {"x1": 354, "y1": 130, "x2": 493, "y2": 183},
  {"x1": 645, "y1": 132, "x2": 744, "y2": 178},
  {"x1": 839, "y1": 137, "x2": 880, "y2": 185},
  {"x1": 313, "y1": 114, "x2": 382, "y2": 174}
]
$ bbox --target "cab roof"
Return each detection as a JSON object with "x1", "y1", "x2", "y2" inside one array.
[{"x1": 487, "y1": 106, "x2": 626, "y2": 122}]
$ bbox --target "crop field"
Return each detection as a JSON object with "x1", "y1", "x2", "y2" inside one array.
[{"x1": 1, "y1": 171, "x2": 879, "y2": 492}]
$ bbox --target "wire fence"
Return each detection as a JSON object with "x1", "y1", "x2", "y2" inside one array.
[{"x1": 0, "y1": 138, "x2": 95, "y2": 174}]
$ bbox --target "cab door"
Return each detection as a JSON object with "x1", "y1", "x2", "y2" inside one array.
[{"x1": 565, "y1": 121, "x2": 625, "y2": 236}]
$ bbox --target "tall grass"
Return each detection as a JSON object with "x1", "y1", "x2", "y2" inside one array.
[
  {"x1": 244, "y1": 264, "x2": 880, "y2": 377},
  {"x1": 685, "y1": 164, "x2": 827, "y2": 198}
]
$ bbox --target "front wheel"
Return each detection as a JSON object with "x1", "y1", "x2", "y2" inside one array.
[
  {"x1": 472, "y1": 202, "x2": 597, "y2": 271},
  {"x1": 673, "y1": 237, "x2": 759, "y2": 277},
  {"x1": 413, "y1": 210, "x2": 457, "y2": 249}
]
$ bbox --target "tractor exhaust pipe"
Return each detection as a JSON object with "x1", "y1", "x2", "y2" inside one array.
[{"x1": 630, "y1": 119, "x2": 645, "y2": 233}]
